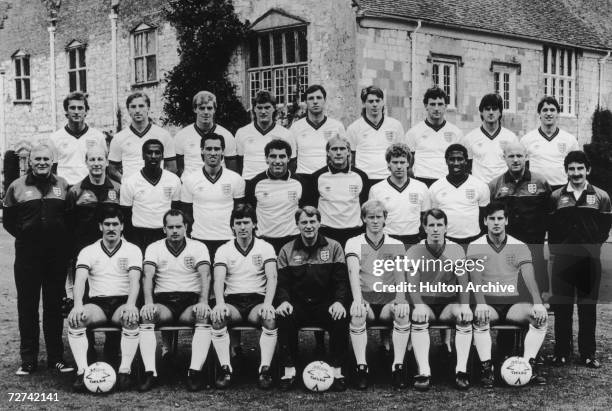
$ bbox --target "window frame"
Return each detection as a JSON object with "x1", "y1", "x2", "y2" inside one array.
[
  {"x1": 13, "y1": 50, "x2": 31, "y2": 104},
  {"x1": 429, "y1": 54, "x2": 462, "y2": 109},
  {"x1": 66, "y1": 42, "x2": 87, "y2": 93},
  {"x1": 131, "y1": 23, "x2": 159, "y2": 86},
  {"x1": 543, "y1": 45, "x2": 577, "y2": 116}
]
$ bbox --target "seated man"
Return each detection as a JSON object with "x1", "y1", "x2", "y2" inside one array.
[
  {"x1": 276, "y1": 206, "x2": 350, "y2": 391},
  {"x1": 467, "y1": 201, "x2": 548, "y2": 387},
  {"x1": 406, "y1": 208, "x2": 473, "y2": 391},
  {"x1": 211, "y1": 204, "x2": 278, "y2": 389},
  {"x1": 346, "y1": 200, "x2": 409, "y2": 390},
  {"x1": 139, "y1": 209, "x2": 212, "y2": 392},
  {"x1": 67, "y1": 206, "x2": 142, "y2": 392}
]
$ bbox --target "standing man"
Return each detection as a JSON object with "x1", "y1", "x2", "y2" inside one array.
[
  {"x1": 549, "y1": 151, "x2": 611, "y2": 368},
  {"x1": 311, "y1": 136, "x2": 369, "y2": 247},
  {"x1": 181, "y1": 133, "x2": 245, "y2": 261},
  {"x1": 3, "y1": 144, "x2": 74, "y2": 375},
  {"x1": 489, "y1": 142, "x2": 551, "y2": 293},
  {"x1": 461, "y1": 94, "x2": 519, "y2": 183},
  {"x1": 347, "y1": 86, "x2": 405, "y2": 186},
  {"x1": 291, "y1": 85, "x2": 346, "y2": 196},
  {"x1": 174, "y1": 91, "x2": 238, "y2": 176},
  {"x1": 406, "y1": 87, "x2": 463, "y2": 187},
  {"x1": 429, "y1": 144, "x2": 489, "y2": 245},
  {"x1": 120, "y1": 139, "x2": 182, "y2": 252},
  {"x1": 48, "y1": 92, "x2": 106, "y2": 186},
  {"x1": 369, "y1": 143, "x2": 430, "y2": 246},
  {"x1": 276, "y1": 206, "x2": 350, "y2": 391},
  {"x1": 109, "y1": 92, "x2": 177, "y2": 182},
  {"x1": 246, "y1": 139, "x2": 303, "y2": 253},
  {"x1": 235, "y1": 91, "x2": 296, "y2": 181},
  {"x1": 520, "y1": 96, "x2": 579, "y2": 191}
]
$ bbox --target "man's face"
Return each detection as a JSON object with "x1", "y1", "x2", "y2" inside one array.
[
  {"x1": 328, "y1": 141, "x2": 349, "y2": 168},
  {"x1": 425, "y1": 97, "x2": 447, "y2": 122},
  {"x1": 142, "y1": 143, "x2": 163, "y2": 168},
  {"x1": 164, "y1": 215, "x2": 187, "y2": 242},
  {"x1": 100, "y1": 217, "x2": 123, "y2": 241},
  {"x1": 232, "y1": 217, "x2": 255, "y2": 241},
  {"x1": 201, "y1": 139, "x2": 223, "y2": 167},
  {"x1": 485, "y1": 209, "x2": 507, "y2": 236},
  {"x1": 481, "y1": 106, "x2": 501, "y2": 125},
  {"x1": 539, "y1": 103, "x2": 558, "y2": 128},
  {"x1": 266, "y1": 148, "x2": 289, "y2": 177},
  {"x1": 424, "y1": 215, "x2": 447, "y2": 243},
  {"x1": 29, "y1": 148, "x2": 53, "y2": 176},
  {"x1": 66, "y1": 99, "x2": 88, "y2": 124},
  {"x1": 363, "y1": 208, "x2": 385, "y2": 234},
  {"x1": 128, "y1": 97, "x2": 150, "y2": 123},
  {"x1": 306, "y1": 90, "x2": 326, "y2": 116},
  {"x1": 364, "y1": 94, "x2": 383, "y2": 118},
  {"x1": 446, "y1": 150, "x2": 467, "y2": 176},
  {"x1": 194, "y1": 101, "x2": 215, "y2": 126},
  {"x1": 504, "y1": 147, "x2": 527, "y2": 174},
  {"x1": 86, "y1": 148, "x2": 108, "y2": 179},
  {"x1": 297, "y1": 212, "x2": 320, "y2": 241},
  {"x1": 566, "y1": 161, "x2": 590, "y2": 186},
  {"x1": 254, "y1": 102, "x2": 275, "y2": 124},
  {"x1": 388, "y1": 156, "x2": 408, "y2": 180}
]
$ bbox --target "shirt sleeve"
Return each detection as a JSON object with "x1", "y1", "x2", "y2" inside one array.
[
  {"x1": 263, "y1": 242, "x2": 277, "y2": 265},
  {"x1": 172, "y1": 176, "x2": 181, "y2": 201},
  {"x1": 234, "y1": 174, "x2": 246, "y2": 199},
  {"x1": 119, "y1": 178, "x2": 134, "y2": 206},
  {"x1": 420, "y1": 187, "x2": 431, "y2": 212},
  {"x1": 174, "y1": 130, "x2": 185, "y2": 156},
  {"x1": 129, "y1": 246, "x2": 144, "y2": 271},
  {"x1": 477, "y1": 181, "x2": 490, "y2": 207},
  {"x1": 223, "y1": 132, "x2": 238, "y2": 157},
  {"x1": 344, "y1": 237, "x2": 361, "y2": 260},
  {"x1": 405, "y1": 127, "x2": 417, "y2": 152},
  {"x1": 235, "y1": 129, "x2": 245, "y2": 156},
  {"x1": 517, "y1": 243, "x2": 533, "y2": 266},
  {"x1": 214, "y1": 245, "x2": 229, "y2": 268},
  {"x1": 143, "y1": 243, "x2": 158, "y2": 266},
  {"x1": 162, "y1": 130, "x2": 176, "y2": 160},
  {"x1": 108, "y1": 134, "x2": 122, "y2": 163},
  {"x1": 75, "y1": 247, "x2": 92, "y2": 270},
  {"x1": 180, "y1": 177, "x2": 193, "y2": 203},
  {"x1": 195, "y1": 242, "x2": 211, "y2": 268}
]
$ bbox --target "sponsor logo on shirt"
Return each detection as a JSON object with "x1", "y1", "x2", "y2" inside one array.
[
  {"x1": 222, "y1": 184, "x2": 232, "y2": 197},
  {"x1": 118, "y1": 258, "x2": 129, "y2": 271},
  {"x1": 53, "y1": 187, "x2": 62, "y2": 197},
  {"x1": 557, "y1": 142, "x2": 567, "y2": 154},
  {"x1": 252, "y1": 254, "x2": 263, "y2": 267},
  {"x1": 108, "y1": 190, "x2": 117, "y2": 201},
  {"x1": 320, "y1": 249, "x2": 330, "y2": 262},
  {"x1": 586, "y1": 194, "x2": 596, "y2": 205},
  {"x1": 527, "y1": 184, "x2": 537, "y2": 194},
  {"x1": 465, "y1": 188, "x2": 475, "y2": 201},
  {"x1": 184, "y1": 256, "x2": 195, "y2": 270},
  {"x1": 409, "y1": 193, "x2": 419, "y2": 204},
  {"x1": 25, "y1": 190, "x2": 34, "y2": 198}
]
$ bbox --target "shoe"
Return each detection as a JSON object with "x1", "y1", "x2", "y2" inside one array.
[
  {"x1": 550, "y1": 355, "x2": 568, "y2": 366},
  {"x1": 354, "y1": 364, "x2": 368, "y2": 390},
  {"x1": 186, "y1": 369, "x2": 204, "y2": 392},
  {"x1": 455, "y1": 371, "x2": 470, "y2": 390},
  {"x1": 72, "y1": 373, "x2": 86, "y2": 392},
  {"x1": 16, "y1": 363, "x2": 36, "y2": 376},
  {"x1": 413, "y1": 374, "x2": 430, "y2": 391},
  {"x1": 528, "y1": 358, "x2": 546, "y2": 385},
  {"x1": 331, "y1": 377, "x2": 347, "y2": 392},
  {"x1": 49, "y1": 361, "x2": 75, "y2": 374},
  {"x1": 138, "y1": 371, "x2": 157, "y2": 392},
  {"x1": 116, "y1": 372, "x2": 132, "y2": 391},
  {"x1": 215, "y1": 365, "x2": 232, "y2": 389},
  {"x1": 258, "y1": 366, "x2": 274, "y2": 390},
  {"x1": 583, "y1": 357, "x2": 601, "y2": 369},
  {"x1": 479, "y1": 360, "x2": 494, "y2": 388},
  {"x1": 279, "y1": 376, "x2": 295, "y2": 391},
  {"x1": 391, "y1": 363, "x2": 407, "y2": 390}
]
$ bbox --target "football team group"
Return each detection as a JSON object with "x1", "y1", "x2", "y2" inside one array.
[{"x1": 3, "y1": 83, "x2": 610, "y2": 394}]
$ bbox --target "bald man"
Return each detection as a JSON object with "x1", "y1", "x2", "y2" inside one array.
[{"x1": 3, "y1": 144, "x2": 74, "y2": 375}]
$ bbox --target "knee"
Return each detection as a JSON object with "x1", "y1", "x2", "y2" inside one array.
[
  {"x1": 122, "y1": 319, "x2": 139, "y2": 330},
  {"x1": 393, "y1": 314, "x2": 410, "y2": 327},
  {"x1": 262, "y1": 318, "x2": 276, "y2": 330},
  {"x1": 211, "y1": 319, "x2": 226, "y2": 330},
  {"x1": 350, "y1": 314, "x2": 366, "y2": 328}
]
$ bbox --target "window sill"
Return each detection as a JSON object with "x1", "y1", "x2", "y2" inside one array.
[
  {"x1": 131, "y1": 80, "x2": 159, "y2": 88},
  {"x1": 13, "y1": 100, "x2": 32, "y2": 105}
]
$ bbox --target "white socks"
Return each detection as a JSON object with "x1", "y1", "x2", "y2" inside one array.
[
  {"x1": 411, "y1": 322, "x2": 431, "y2": 376},
  {"x1": 392, "y1": 321, "x2": 411, "y2": 367},
  {"x1": 473, "y1": 324, "x2": 492, "y2": 362},
  {"x1": 211, "y1": 327, "x2": 232, "y2": 371},
  {"x1": 259, "y1": 327, "x2": 278, "y2": 370},
  {"x1": 523, "y1": 323, "x2": 547, "y2": 360},
  {"x1": 119, "y1": 328, "x2": 139, "y2": 374},
  {"x1": 139, "y1": 324, "x2": 157, "y2": 376},
  {"x1": 455, "y1": 324, "x2": 473, "y2": 373},
  {"x1": 350, "y1": 323, "x2": 368, "y2": 365},
  {"x1": 68, "y1": 327, "x2": 89, "y2": 374}
]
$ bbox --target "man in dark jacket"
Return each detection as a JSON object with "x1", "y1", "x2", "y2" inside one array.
[{"x1": 275, "y1": 206, "x2": 350, "y2": 391}]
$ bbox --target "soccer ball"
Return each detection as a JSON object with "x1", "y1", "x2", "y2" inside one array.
[
  {"x1": 302, "y1": 361, "x2": 334, "y2": 392},
  {"x1": 500, "y1": 356, "x2": 532, "y2": 387},
  {"x1": 84, "y1": 362, "x2": 116, "y2": 394}
]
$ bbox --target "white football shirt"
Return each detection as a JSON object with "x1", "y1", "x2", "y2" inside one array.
[
  {"x1": 461, "y1": 126, "x2": 519, "y2": 184},
  {"x1": 76, "y1": 239, "x2": 142, "y2": 297},
  {"x1": 120, "y1": 170, "x2": 182, "y2": 229},
  {"x1": 520, "y1": 128, "x2": 579, "y2": 186},
  {"x1": 291, "y1": 116, "x2": 346, "y2": 174},
  {"x1": 405, "y1": 120, "x2": 464, "y2": 180},
  {"x1": 144, "y1": 238, "x2": 211, "y2": 294},
  {"x1": 174, "y1": 123, "x2": 237, "y2": 176}
]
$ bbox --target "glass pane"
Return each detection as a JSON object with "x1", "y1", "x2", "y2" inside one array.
[
  {"x1": 552, "y1": 78, "x2": 556, "y2": 98},
  {"x1": 146, "y1": 31, "x2": 156, "y2": 54},
  {"x1": 135, "y1": 57, "x2": 144, "y2": 83},
  {"x1": 544, "y1": 77, "x2": 548, "y2": 95},
  {"x1": 285, "y1": 31, "x2": 296, "y2": 63},
  {"x1": 275, "y1": 68, "x2": 285, "y2": 104},
  {"x1": 69, "y1": 71, "x2": 76, "y2": 91},
  {"x1": 559, "y1": 79, "x2": 564, "y2": 112},
  {"x1": 287, "y1": 67, "x2": 297, "y2": 103},
  {"x1": 134, "y1": 33, "x2": 142, "y2": 56},
  {"x1": 79, "y1": 48, "x2": 86, "y2": 68},
  {"x1": 443, "y1": 64, "x2": 451, "y2": 103},
  {"x1": 273, "y1": 32, "x2": 283, "y2": 65},
  {"x1": 24, "y1": 79, "x2": 30, "y2": 100},
  {"x1": 432, "y1": 64, "x2": 439, "y2": 86},
  {"x1": 79, "y1": 70, "x2": 87, "y2": 92},
  {"x1": 299, "y1": 65, "x2": 308, "y2": 97},
  {"x1": 262, "y1": 69, "x2": 272, "y2": 91},
  {"x1": 249, "y1": 71, "x2": 260, "y2": 100},
  {"x1": 560, "y1": 49, "x2": 565, "y2": 76},
  {"x1": 494, "y1": 72, "x2": 499, "y2": 93},
  {"x1": 15, "y1": 79, "x2": 22, "y2": 100},
  {"x1": 69, "y1": 49, "x2": 76, "y2": 69},
  {"x1": 146, "y1": 56, "x2": 157, "y2": 81},
  {"x1": 23, "y1": 58, "x2": 30, "y2": 76},
  {"x1": 15, "y1": 59, "x2": 21, "y2": 76},
  {"x1": 551, "y1": 48, "x2": 556, "y2": 75},
  {"x1": 248, "y1": 36, "x2": 259, "y2": 68},
  {"x1": 298, "y1": 28, "x2": 307, "y2": 62},
  {"x1": 503, "y1": 73, "x2": 510, "y2": 110},
  {"x1": 261, "y1": 34, "x2": 271, "y2": 67},
  {"x1": 568, "y1": 81, "x2": 572, "y2": 113},
  {"x1": 543, "y1": 47, "x2": 548, "y2": 74},
  {"x1": 568, "y1": 51, "x2": 573, "y2": 76}
]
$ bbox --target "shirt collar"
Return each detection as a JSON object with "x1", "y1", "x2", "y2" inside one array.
[
  {"x1": 503, "y1": 169, "x2": 531, "y2": 184},
  {"x1": 293, "y1": 234, "x2": 329, "y2": 251},
  {"x1": 266, "y1": 169, "x2": 291, "y2": 181},
  {"x1": 25, "y1": 171, "x2": 57, "y2": 186},
  {"x1": 80, "y1": 175, "x2": 114, "y2": 190}
]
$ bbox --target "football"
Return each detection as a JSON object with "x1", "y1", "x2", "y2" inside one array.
[
  {"x1": 84, "y1": 362, "x2": 117, "y2": 394},
  {"x1": 500, "y1": 356, "x2": 532, "y2": 387},
  {"x1": 302, "y1": 361, "x2": 334, "y2": 392}
]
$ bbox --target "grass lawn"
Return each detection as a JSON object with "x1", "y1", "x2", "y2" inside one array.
[{"x1": 1, "y1": 231, "x2": 611, "y2": 410}]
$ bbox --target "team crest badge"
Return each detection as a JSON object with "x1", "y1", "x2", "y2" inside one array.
[
  {"x1": 557, "y1": 143, "x2": 567, "y2": 153},
  {"x1": 320, "y1": 249, "x2": 330, "y2": 262},
  {"x1": 349, "y1": 185, "x2": 360, "y2": 196},
  {"x1": 108, "y1": 190, "x2": 117, "y2": 201},
  {"x1": 409, "y1": 193, "x2": 419, "y2": 204},
  {"x1": 444, "y1": 132, "x2": 453, "y2": 142},
  {"x1": 385, "y1": 131, "x2": 394, "y2": 142},
  {"x1": 288, "y1": 191, "x2": 298, "y2": 202},
  {"x1": 222, "y1": 184, "x2": 232, "y2": 196},
  {"x1": 501, "y1": 186, "x2": 510, "y2": 195},
  {"x1": 163, "y1": 186, "x2": 173, "y2": 200},
  {"x1": 586, "y1": 194, "x2": 596, "y2": 205},
  {"x1": 252, "y1": 254, "x2": 263, "y2": 267},
  {"x1": 53, "y1": 187, "x2": 62, "y2": 197},
  {"x1": 118, "y1": 258, "x2": 129, "y2": 271},
  {"x1": 465, "y1": 188, "x2": 475, "y2": 200},
  {"x1": 527, "y1": 184, "x2": 537, "y2": 194},
  {"x1": 184, "y1": 256, "x2": 195, "y2": 270},
  {"x1": 505, "y1": 254, "x2": 516, "y2": 266}
]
